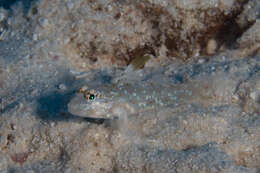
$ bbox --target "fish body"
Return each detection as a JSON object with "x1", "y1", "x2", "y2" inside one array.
[{"x1": 68, "y1": 80, "x2": 185, "y2": 119}]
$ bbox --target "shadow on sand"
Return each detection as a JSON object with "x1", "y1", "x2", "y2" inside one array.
[{"x1": 35, "y1": 89, "x2": 107, "y2": 125}]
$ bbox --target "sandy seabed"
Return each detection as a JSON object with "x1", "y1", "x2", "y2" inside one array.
[{"x1": 0, "y1": 0, "x2": 260, "y2": 172}]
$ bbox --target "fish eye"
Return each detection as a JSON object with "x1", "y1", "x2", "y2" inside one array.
[
  {"x1": 89, "y1": 94, "x2": 95, "y2": 100},
  {"x1": 84, "y1": 89, "x2": 100, "y2": 101}
]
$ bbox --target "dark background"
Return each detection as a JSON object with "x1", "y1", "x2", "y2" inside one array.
[{"x1": 0, "y1": 0, "x2": 36, "y2": 11}]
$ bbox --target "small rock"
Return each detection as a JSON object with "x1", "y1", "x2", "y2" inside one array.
[
  {"x1": 66, "y1": 1, "x2": 74, "y2": 10},
  {"x1": 0, "y1": 30, "x2": 7, "y2": 40},
  {"x1": 232, "y1": 94, "x2": 239, "y2": 102},
  {"x1": 58, "y1": 83, "x2": 67, "y2": 91},
  {"x1": 10, "y1": 152, "x2": 29, "y2": 165},
  {"x1": 0, "y1": 9, "x2": 8, "y2": 22},
  {"x1": 38, "y1": 18, "x2": 49, "y2": 28},
  {"x1": 33, "y1": 34, "x2": 38, "y2": 41},
  {"x1": 250, "y1": 91, "x2": 260, "y2": 102},
  {"x1": 50, "y1": 122, "x2": 56, "y2": 127},
  {"x1": 206, "y1": 39, "x2": 218, "y2": 55},
  {"x1": 198, "y1": 58, "x2": 205, "y2": 64}
]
